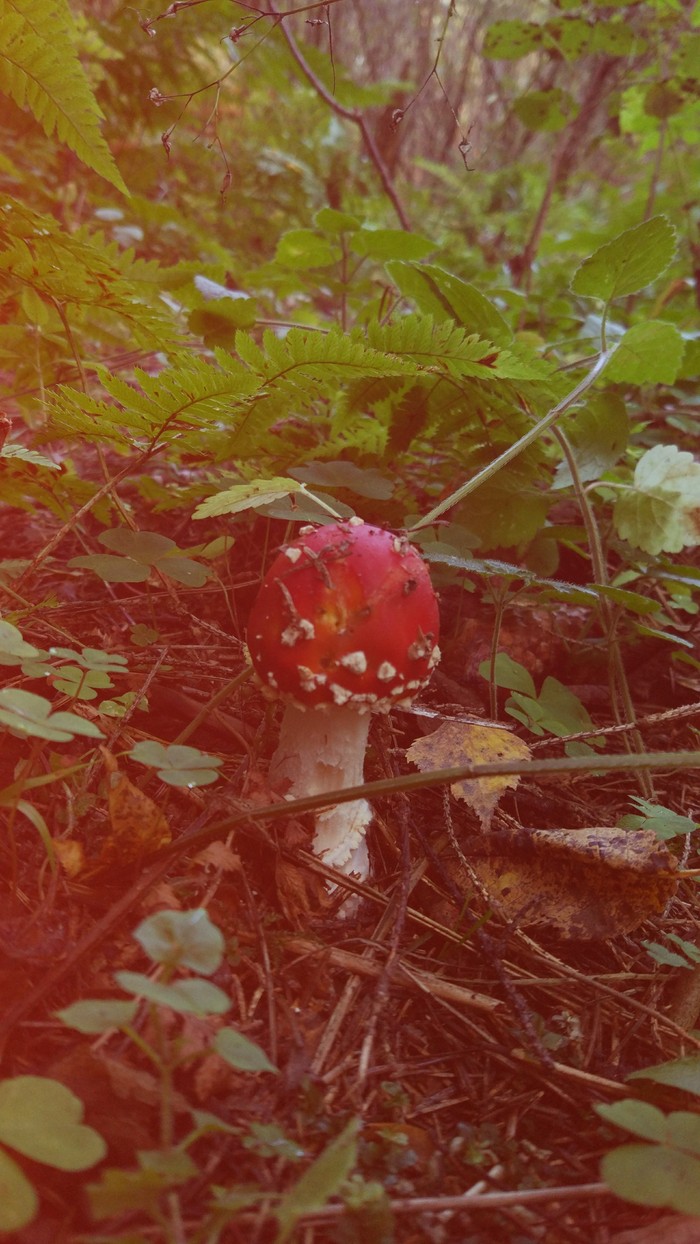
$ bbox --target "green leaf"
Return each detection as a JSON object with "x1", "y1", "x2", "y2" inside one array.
[
  {"x1": 89, "y1": 1166, "x2": 180, "y2": 1218},
  {"x1": 133, "y1": 909, "x2": 225, "y2": 975},
  {"x1": 385, "y1": 262, "x2": 510, "y2": 338},
  {"x1": 0, "y1": 0, "x2": 128, "y2": 194},
  {"x1": 597, "y1": 1099, "x2": 666, "y2": 1142},
  {"x1": 624, "y1": 797, "x2": 696, "y2": 840},
  {"x1": 553, "y1": 393, "x2": 628, "y2": 488},
  {"x1": 479, "y1": 653, "x2": 537, "y2": 699},
  {"x1": 0, "y1": 1076, "x2": 106, "y2": 1169},
  {"x1": 0, "y1": 1147, "x2": 37, "y2": 1232},
  {"x1": 643, "y1": 940, "x2": 694, "y2": 969},
  {"x1": 68, "y1": 553, "x2": 151, "y2": 583},
  {"x1": 571, "y1": 216, "x2": 677, "y2": 301},
  {"x1": 99, "y1": 530, "x2": 177, "y2": 561},
  {"x1": 115, "y1": 971, "x2": 231, "y2": 1016},
  {"x1": 629, "y1": 1055, "x2": 700, "y2": 1098},
  {"x1": 602, "y1": 1143, "x2": 700, "y2": 1214},
  {"x1": 50, "y1": 666, "x2": 113, "y2": 701},
  {"x1": 350, "y1": 229, "x2": 436, "y2": 261},
  {"x1": 56, "y1": 999, "x2": 139, "y2": 1034},
  {"x1": 592, "y1": 20, "x2": 645, "y2": 56},
  {"x1": 514, "y1": 89, "x2": 577, "y2": 132},
  {"x1": 275, "y1": 1119, "x2": 360, "y2": 1244},
  {"x1": 483, "y1": 20, "x2": 542, "y2": 58},
  {"x1": 275, "y1": 229, "x2": 337, "y2": 270},
  {"x1": 604, "y1": 321, "x2": 685, "y2": 385},
  {"x1": 0, "y1": 443, "x2": 60, "y2": 469},
  {"x1": 192, "y1": 477, "x2": 305, "y2": 520},
  {"x1": 614, "y1": 444, "x2": 700, "y2": 555},
  {"x1": 0, "y1": 689, "x2": 103, "y2": 741},
  {"x1": 290, "y1": 461, "x2": 394, "y2": 499},
  {"x1": 129, "y1": 740, "x2": 223, "y2": 787},
  {"x1": 0, "y1": 619, "x2": 40, "y2": 666},
  {"x1": 214, "y1": 1028, "x2": 279, "y2": 1074},
  {"x1": 313, "y1": 208, "x2": 360, "y2": 233}
]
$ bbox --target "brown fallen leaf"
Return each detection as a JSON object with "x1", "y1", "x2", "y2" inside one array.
[
  {"x1": 407, "y1": 722, "x2": 530, "y2": 828},
  {"x1": 72, "y1": 748, "x2": 172, "y2": 875},
  {"x1": 440, "y1": 827, "x2": 677, "y2": 940}
]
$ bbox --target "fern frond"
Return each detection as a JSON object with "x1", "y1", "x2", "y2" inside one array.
[
  {"x1": 0, "y1": 199, "x2": 177, "y2": 348},
  {"x1": 365, "y1": 314, "x2": 552, "y2": 381},
  {"x1": 0, "y1": 0, "x2": 128, "y2": 193}
]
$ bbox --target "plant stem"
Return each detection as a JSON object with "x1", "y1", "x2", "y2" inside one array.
[{"x1": 410, "y1": 348, "x2": 616, "y2": 531}]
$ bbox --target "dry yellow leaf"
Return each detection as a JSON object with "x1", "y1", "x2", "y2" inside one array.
[
  {"x1": 407, "y1": 722, "x2": 531, "y2": 828},
  {"x1": 468, "y1": 826, "x2": 678, "y2": 939},
  {"x1": 89, "y1": 748, "x2": 172, "y2": 870}
]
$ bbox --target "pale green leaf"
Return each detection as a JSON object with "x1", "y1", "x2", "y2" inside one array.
[
  {"x1": 571, "y1": 216, "x2": 677, "y2": 301},
  {"x1": 597, "y1": 1099, "x2": 666, "y2": 1142},
  {"x1": 275, "y1": 1119, "x2": 360, "y2": 1244},
  {"x1": 134, "y1": 909, "x2": 225, "y2": 975},
  {"x1": 629, "y1": 1055, "x2": 700, "y2": 1098},
  {"x1": 385, "y1": 262, "x2": 510, "y2": 338},
  {"x1": 614, "y1": 444, "x2": 700, "y2": 555},
  {"x1": 0, "y1": 1147, "x2": 37, "y2": 1232},
  {"x1": 602, "y1": 1143, "x2": 700, "y2": 1214},
  {"x1": 115, "y1": 971, "x2": 231, "y2": 1016},
  {"x1": 604, "y1": 322, "x2": 685, "y2": 385},
  {"x1": 0, "y1": 1076, "x2": 106, "y2": 1170},
  {"x1": 214, "y1": 1028, "x2": 279, "y2": 1074},
  {"x1": 483, "y1": 20, "x2": 542, "y2": 58},
  {"x1": 192, "y1": 477, "x2": 304, "y2": 519},
  {"x1": 350, "y1": 229, "x2": 436, "y2": 261},
  {"x1": 56, "y1": 999, "x2": 139, "y2": 1034},
  {"x1": 514, "y1": 89, "x2": 577, "y2": 132}
]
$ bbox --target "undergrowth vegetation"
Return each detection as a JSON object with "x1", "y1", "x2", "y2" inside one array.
[{"x1": 0, "y1": 0, "x2": 699, "y2": 1240}]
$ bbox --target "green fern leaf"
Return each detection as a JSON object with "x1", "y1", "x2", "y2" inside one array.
[{"x1": 0, "y1": 0, "x2": 128, "y2": 194}]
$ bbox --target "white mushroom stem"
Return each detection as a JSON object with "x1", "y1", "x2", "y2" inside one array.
[{"x1": 268, "y1": 702, "x2": 372, "y2": 883}]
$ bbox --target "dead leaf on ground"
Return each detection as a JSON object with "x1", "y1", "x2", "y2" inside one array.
[
  {"x1": 443, "y1": 827, "x2": 677, "y2": 940},
  {"x1": 407, "y1": 721, "x2": 530, "y2": 828},
  {"x1": 100, "y1": 747, "x2": 171, "y2": 867}
]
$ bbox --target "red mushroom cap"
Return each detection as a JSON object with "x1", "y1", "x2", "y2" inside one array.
[{"x1": 247, "y1": 518, "x2": 440, "y2": 711}]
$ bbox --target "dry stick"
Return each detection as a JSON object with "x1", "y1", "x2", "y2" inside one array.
[
  {"x1": 270, "y1": 3, "x2": 411, "y2": 230},
  {"x1": 1, "y1": 750, "x2": 696, "y2": 1048}
]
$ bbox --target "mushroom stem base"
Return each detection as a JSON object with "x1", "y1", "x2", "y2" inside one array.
[{"x1": 269, "y1": 703, "x2": 372, "y2": 881}]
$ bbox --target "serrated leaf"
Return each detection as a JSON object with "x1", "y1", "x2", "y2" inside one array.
[
  {"x1": 605, "y1": 321, "x2": 684, "y2": 385},
  {"x1": 571, "y1": 216, "x2": 676, "y2": 301},
  {"x1": 385, "y1": 262, "x2": 510, "y2": 338},
  {"x1": 134, "y1": 909, "x2": 224, "y2": 974},
  {"x1": 554, "y1": 393, "x2": 629, "y2": 488},
  {"x1": 350, "y1": 229, "x2": 435, "y2": 261},
  {"x1": 313, "y1": 208, "x2": 360, "y2": 233},
  {"x1": 56, "y1": 999, "x2": 139, "y2": 1034},
  {"x1": 614, "y1": 444, "x2": 700, "y2": 555},
  {"x1": 192, "y1": 477, "x2": 304, "y2": 519},
  {"x1": 214, "y1": 1028, "x2": 278, "y2": 1073},
  {"x1": 0, "y1": 1076, "x2": 106, "y2": 1169}
]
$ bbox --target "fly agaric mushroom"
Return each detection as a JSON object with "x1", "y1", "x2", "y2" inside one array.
[{"x1": 247, "y1": 517, "x2": 440, "y2": 889}]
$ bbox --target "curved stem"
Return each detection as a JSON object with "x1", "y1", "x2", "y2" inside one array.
[{"x1": 411, "y1": 347, "x2": 616, "y2": 532}]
